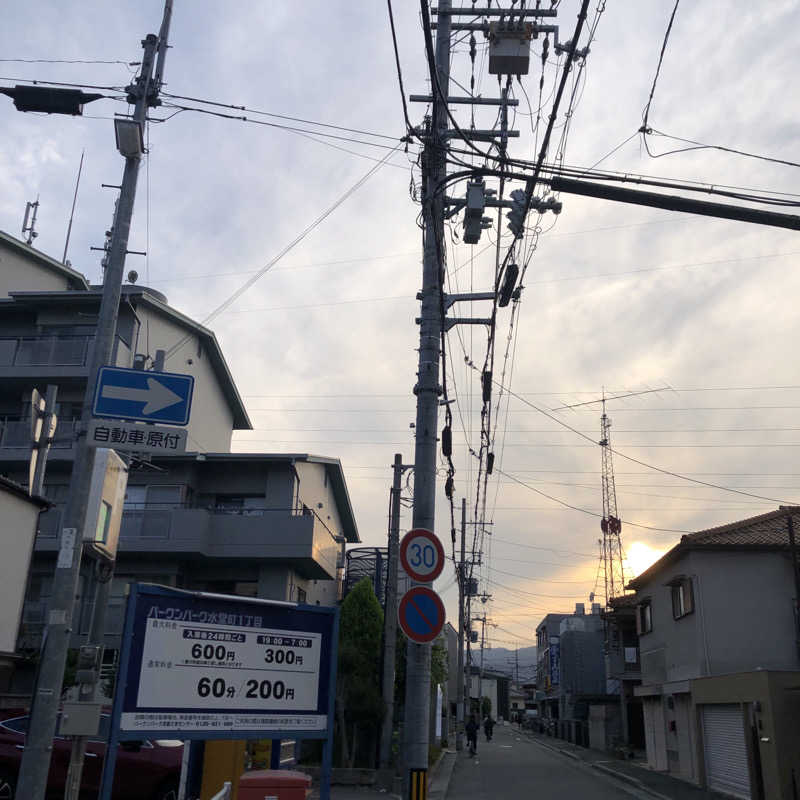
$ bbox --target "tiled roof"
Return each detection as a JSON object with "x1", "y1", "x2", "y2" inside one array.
[
  {"x1": 608, "y1": 593, "x2": 638, "y2": 608},
  {"x1": 683, "y1": 506, "x2": 800, "y2": 547},
  {"x1": 628, "y1": 506, "x2": 799, "y2": 590}
]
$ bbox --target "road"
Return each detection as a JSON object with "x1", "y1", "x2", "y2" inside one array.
[{"x1": 446, "y1": 724, "x2": 652, "y2": 800}]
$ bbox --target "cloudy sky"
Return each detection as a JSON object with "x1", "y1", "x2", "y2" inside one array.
[{"x1": 2, "y1": 1, "x2": 799, "y2": 650}]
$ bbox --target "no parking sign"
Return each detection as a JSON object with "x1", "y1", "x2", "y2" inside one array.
[{"x1": 398, "y1": 586, "x2": 446, "y2": 644}]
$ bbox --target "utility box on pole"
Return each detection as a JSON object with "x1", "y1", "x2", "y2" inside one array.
[{"x1": 83, "y1": 448, "x2": 128, "y2": 564}]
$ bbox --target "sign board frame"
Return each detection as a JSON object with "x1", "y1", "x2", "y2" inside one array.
[
  {"x1": 99, "y1": 584, "x2": 339, "y2": 800},
  {"x1": 93, "y1": 366, "x2": 194, "y2": 426},
  {"x1": 399, "y1": 528, "x2": 445, "y2": 583},
  {"x1": 398, "y1": 586, "x2": 446, "y2": 644}
]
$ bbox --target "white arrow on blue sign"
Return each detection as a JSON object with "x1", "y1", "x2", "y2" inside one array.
[{"x1": 93, "y1": 366, "x2": 194, "y2": 426}]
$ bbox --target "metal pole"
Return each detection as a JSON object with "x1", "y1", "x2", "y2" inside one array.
[
  {"x1": 787, "y1": 514, "x2": 800, "y2": 659},
  {"x1": 30, "y1": 384, "x2": 58, "y2": 497},
  {"x1": 15, "y1": 15, "x2": 167, "y2": 798},
  {"x1": 403, "y1": 0, "x2": 450, "y2": 795},
  {"x1": 380, "y1": 454, "x2": 404, "y2": 769},
  {"x1": 479, "y1": 614, "x2": 486, "y2": 715},
  {"x1": 455, "y1": 498, "x2": 465, "y2": 751},
  {"x1": 64, "y1": 565, "x2": 114, "y2": 800}
]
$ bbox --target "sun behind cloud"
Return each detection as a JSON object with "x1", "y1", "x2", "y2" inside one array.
[{"x1": 623, "y1": 541, "x2": 670, "y2": 579}]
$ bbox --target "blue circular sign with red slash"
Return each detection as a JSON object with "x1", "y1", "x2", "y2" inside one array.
[{"x1": 398, "y1": 586, "x2": 446, "y2": 644}]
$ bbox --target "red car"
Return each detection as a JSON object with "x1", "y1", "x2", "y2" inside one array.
[{"x1": 0, "y1": 710, "x2": 182, "y2": 800}]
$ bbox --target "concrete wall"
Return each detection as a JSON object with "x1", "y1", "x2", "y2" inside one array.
[
  {"x1": 692, "y1": 670, "x2": 800, "y2": 800},
  {"x1": 134, "y1": 304, "x2": 234, "y2": 452},
  {"x1": 0, "y1": 242, "x2": 76, "y2": 296},
  {"x1": 0, "y1": 488, "x2": 40, "y2": 654},
  {"x1": 294, "y1": 461, "x2": 344, "y2": 538},
  {"x1": 637, "y1": 549, "x2": 799, "y2": 688}
]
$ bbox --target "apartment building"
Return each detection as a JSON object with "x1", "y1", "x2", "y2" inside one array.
[{"x1": 0, "y1": 230, "x2": 360, "y2": 695}]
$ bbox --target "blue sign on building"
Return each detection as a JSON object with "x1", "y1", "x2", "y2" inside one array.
[{"x1": 93, "y1": 366, "x2": 194, "y2": 426}]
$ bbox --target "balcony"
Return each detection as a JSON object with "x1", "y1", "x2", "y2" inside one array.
[
  {"x1": 36, "y1": 504, "x2": 339, "y2": 579},
  {"x1": 0, "y1": 417, "x2": 79, "y2": 453},
  {"x1": 0, "y1": 334, "x2": 130, "y2": 379}
]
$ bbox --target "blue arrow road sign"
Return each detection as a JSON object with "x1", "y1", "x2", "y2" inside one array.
[{"x1": 93, "y1": 366, "x2": 194, "y2": 426}]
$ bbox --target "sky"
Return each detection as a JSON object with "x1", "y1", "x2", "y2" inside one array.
[{"x1": 2, "y1": 1, "x2": 800, "y2": 652}]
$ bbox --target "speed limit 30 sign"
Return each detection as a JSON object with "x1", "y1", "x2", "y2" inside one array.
[{"x1": 400, "y1": 528, "x2": 445, "y2": 583}]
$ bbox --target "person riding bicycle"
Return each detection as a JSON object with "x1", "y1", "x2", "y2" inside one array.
[{"x1": 465, "y1": 714, "x2": 479, "y2": 755}]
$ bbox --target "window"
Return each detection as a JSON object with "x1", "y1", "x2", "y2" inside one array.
[
  {"x1": 669, "y1": 577, "x2": 694, "y2": 619},
  {"x1": 638, "y1": 600, "x2": 653, "y2": 634}
]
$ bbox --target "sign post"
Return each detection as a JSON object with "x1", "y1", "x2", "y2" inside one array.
[{"x1": 99, "y1": 584, "x2": 338, "y2": 800}]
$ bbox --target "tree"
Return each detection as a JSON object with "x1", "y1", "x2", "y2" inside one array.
[{"x1": 336, "y1": 577, "x2": 384, "y2": 767}]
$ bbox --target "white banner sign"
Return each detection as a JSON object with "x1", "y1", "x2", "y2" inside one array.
[
  {"x1": 87, "y1": 419, "x2": 187, "y2": 454},
  {"x1": 121, "y1": 616, "x2": 324, "y2": 731}
]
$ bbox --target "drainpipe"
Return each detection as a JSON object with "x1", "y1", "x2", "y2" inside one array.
[{"x1": 692, "y1": 573, "x2": 711, "y2": 675}]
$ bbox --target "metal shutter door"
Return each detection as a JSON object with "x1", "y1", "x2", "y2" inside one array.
[{"x1": 702, "y1": 704, "x2": 750, "y2": 799}]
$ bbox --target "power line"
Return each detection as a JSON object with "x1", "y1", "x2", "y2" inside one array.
[
  {"x1": 640, "y1": 0, "x2": 680, "y2": 133},
  {"x1": 163, "y1": 144, "x2": 400, "y2": 362},
  {"x1": 0, "y1": 58, "x2": 138, "y2": 66},
  {"x1": 159, "y1": 91, "x2": 399, "y2": 141},
  {"x1": 496, "y1": 382, "x2": 800, "y2": 505}
]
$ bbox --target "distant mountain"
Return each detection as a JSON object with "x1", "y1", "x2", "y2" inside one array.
[{"x1": 470, "y1": 645, "x2": 538, "y2": 680}]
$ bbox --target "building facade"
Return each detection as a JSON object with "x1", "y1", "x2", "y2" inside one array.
[
  {"x1": 0, "y1": 230, "x2": 360, "y2": 697},
  {"x1": 630, "y1": 507, "x2": 800, "y2": 799}
]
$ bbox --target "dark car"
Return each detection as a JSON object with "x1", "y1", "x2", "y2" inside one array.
[{"x1": 0, "y1": 710, "x2": 182, "y2": 800}]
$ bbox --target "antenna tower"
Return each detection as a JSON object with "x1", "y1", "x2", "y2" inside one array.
[{"x1": 599, "y1": 394, "x2": 626, "y2": 606}]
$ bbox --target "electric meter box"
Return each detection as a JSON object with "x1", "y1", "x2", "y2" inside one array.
[
  {"x1": 83, "y1": 448, "x2": 128, "y2": 563},
  {"x1": 488, "y1": 23, "x2": 534, "y2": 75}
]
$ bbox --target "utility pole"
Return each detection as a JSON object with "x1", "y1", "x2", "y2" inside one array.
[
  {"x1": 15, "y1": 6, "x2": 172, "y2": 798},
  {"x1": 455, "y1": 498, "x2": 466, "y2": 751},
  {"x1": 402, "y1": 0, "x2": 451, "y2": 797},
  {"x1": 380, "y1": 454, "x2": 406, "y2": 770}
]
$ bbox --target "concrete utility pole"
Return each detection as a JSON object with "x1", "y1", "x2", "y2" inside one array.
[
  {"x1": 15, "y1": 6, "x2": 172, "y2": 797},
  {"x1": 403, "y1": 0, "x2": 451, "y2": 795},
  {"x1": 380, "y1": 454, "x2": 405, "y2": 770},
  {"x1": 455, "y1": 498, "x2": 466, "y2": 751}
]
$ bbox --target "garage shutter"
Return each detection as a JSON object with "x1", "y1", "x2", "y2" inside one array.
[{"x1": 701, "y1": 704, "x2": 750, "y2": 799}]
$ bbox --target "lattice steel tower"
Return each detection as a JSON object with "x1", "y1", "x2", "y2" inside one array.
[{"x1": 599, "y1": 396, "x2": 626, "y2": 606}]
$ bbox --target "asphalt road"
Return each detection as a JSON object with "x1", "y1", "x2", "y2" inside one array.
[{"x1": 447, "y1": 724, "x2": 651, "y2": 800}]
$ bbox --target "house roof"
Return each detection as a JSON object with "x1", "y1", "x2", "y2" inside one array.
[
  {"x1": 0, "y1": 229, "x2": 89, "y2": 290},
  {"x1": 7, "y1": 288, "x2": 252, "y2": 430},
  {"x1": 628, "y1": 505, "x2": 800, "y2": 590},
  {"x1": 0, "y1": 475, "x2": 50, "y2": 508}
]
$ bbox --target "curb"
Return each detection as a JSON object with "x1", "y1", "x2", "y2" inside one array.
[
  {"x1": 429, "y1": 750, "x2": 457, "y2": 800},
  {"x1": 590, "y1": 764, "x2": 672, "y2": 800}
]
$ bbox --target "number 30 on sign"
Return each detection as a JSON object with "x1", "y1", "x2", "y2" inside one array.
[{"x1": 399, "y1": 528, "x2": 445, "y2": 583}]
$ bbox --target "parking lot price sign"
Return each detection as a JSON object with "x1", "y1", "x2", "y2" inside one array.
[
  {"x1": 133, "y1": 618, "x2": 322, "y2": 722},
  {"x1": 116, "y1": 584, "x2": 337, "y2": 737}
]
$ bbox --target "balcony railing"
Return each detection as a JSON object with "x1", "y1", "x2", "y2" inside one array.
[
  {"x1": 0, "y1": 335, "x2": 94, "y2": 367},
  {"x1": 0, "y1": 417, "x2": 79, "y2": 449},
  {"x1": 38, "y1": 502, "x2": 340, "y2": 578}
]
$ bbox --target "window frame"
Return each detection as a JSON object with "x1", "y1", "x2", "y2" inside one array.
[
  {"x1": 669, "y1": 576, "x2": 694, "y2": 620},
  {"x1": 638, "y1": 599, "x2": 653, "y2": 635}
]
